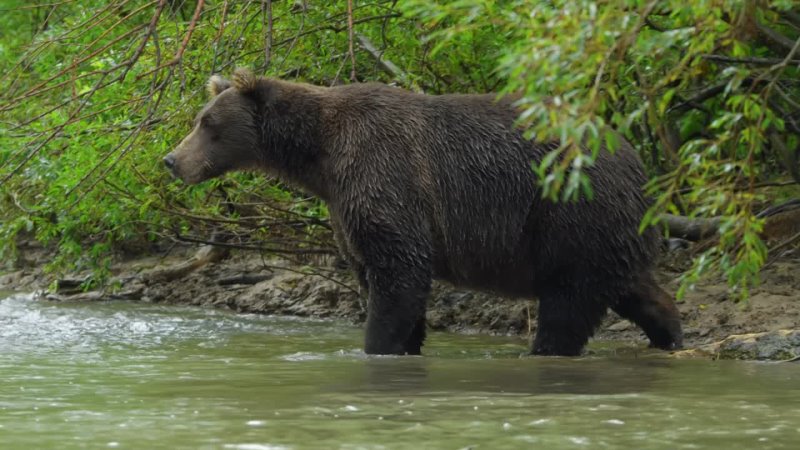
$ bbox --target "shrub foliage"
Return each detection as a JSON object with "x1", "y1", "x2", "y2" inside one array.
[{"x1": 1, "y1": 1, "x2": 798, "y2": 298}]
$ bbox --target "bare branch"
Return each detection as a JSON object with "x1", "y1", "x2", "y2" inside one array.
[
  {"x1": 347, "y1": 0, "x2": 357, "y2": 82},
  {"x1": 701, "y1": 54, "x2": 800, "y2": 66},
  {"x1": 173, "y1": 233, "x2": 336, "y2": 255},
  {"x1": 756, "y1": 20, "x2": 797, "y2": 52},
  {"x1": 263, "y1": 0, "x2": 273, "y2": 69},
  {"x1": 356, "y1": 33, "x2": 415, "y2": 90}
]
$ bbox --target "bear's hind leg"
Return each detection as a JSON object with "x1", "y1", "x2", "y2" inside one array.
[
  {"x1": 531, "y1": 284, "x2": 609, "y2": 356},
  {"x1": 610, "y1": 273, "x2": 683, "y2": 350}
]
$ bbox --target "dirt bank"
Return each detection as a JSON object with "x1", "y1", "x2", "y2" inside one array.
[{"x1": 2, "y1": 239, "x2": 799, "y2": 357}]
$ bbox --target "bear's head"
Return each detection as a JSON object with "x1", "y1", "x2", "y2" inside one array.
[{"x1": 164, "y1": 69, "x2": 267, "y2": 184}]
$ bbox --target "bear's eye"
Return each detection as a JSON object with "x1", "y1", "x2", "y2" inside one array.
[{"x1": 200, "y1": 115, "x2": 214, "y2": 128}]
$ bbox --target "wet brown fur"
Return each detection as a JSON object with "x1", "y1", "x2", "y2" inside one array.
[{"x1": 165, "y1": 69, "x2": 683, "y2": 356}]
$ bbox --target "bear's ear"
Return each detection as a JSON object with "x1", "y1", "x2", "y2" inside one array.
[
  {"x1": 231, "y1": 68, "x2": 259, "y2": 94},
  {"x1": 207, "y1": 75, "x2": 232, "y2": 97}
]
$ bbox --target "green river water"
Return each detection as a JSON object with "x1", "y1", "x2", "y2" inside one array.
[{"x1": 1, "y1": 292, "x2": 799, "y2": 449}]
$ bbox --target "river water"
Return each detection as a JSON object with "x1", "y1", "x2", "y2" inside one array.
[{"x1": 1, "y1": 292, "x2": 798, "y2": 449}]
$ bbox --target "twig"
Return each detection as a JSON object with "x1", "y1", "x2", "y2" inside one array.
[
  {"x1": 275, "y1": 0, "x2": 306, "y2": 73},
  {"x1": 134, "y1": 0, "x2": 205, "y2": 80},
  {"x1": 266, "y1": 254, "x2": 362, "y2": 298},
  {"x1": 172, "y1": 0, "x2": 205, "y2": 64},
  {"x1": 64, "y1": 72, "x2": 174, "y2": 204},
  {"x1": 213, "y1": 1, "x2": 229, "y2": 43},
  {"x1": 0, "y1": 0, "x2": 126, "y2": 92},
  {"x1": 0, "y1": 23, "x2": 147, "y2": 110},
  {"x1": 590, "y1": 0, "x2": 659, "y2": 103},
  {"x1": 676, "y1": 179, "x2": 800, "y2": 195},
  {"x1": 701, "y1": 54, "x2": 800, "y2": 66},
  {"x1": 756, "y1": 20, "x2": 797, "y2": 52},
  {"x1": 347, "y1": 0, "x2": 356, "y2": 82},
  {"x1": 173, "y1": 233, "x2": 335, "y2": 255},
  {"x1": 118, "y1": 0, "x2": 167, "y2": 83},
  {"x1": 763, "y1": 230, "x2": 800, "y2": 269},
  {"x1": 0, "y1": 71, "x2": 112, "y2": 183},
  {"x1": 668, "y1": 83, "x2": 726, "y2": 113},
  {"x1": 777, "y1": 9, "x2": 800, "y2": 29},
  {"x1": 757, "y1": 199, "x2": 800, "y2": 219},
  {"x1": 753, "y1": 180, "x2": 800, "y2": 190},
  {"x1": 356, "y1": 33, "x2": 416, "y2": 90},
  {"x1": 0, "y1": 1, "x2": 77, "y2": 11},
  {"x1": 263, "y1": 0, "x2": 273, "y2": 70}
]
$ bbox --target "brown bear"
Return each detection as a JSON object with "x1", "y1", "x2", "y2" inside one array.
[{"x1": 164, "y1": 69, "x2": 682, "y2": 356}]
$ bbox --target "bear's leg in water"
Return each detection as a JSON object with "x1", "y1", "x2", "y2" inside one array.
[
  {"x1": 610, "y1": 273, "x2": 683, "y2": 350},
  {"x1": 354, "y1": 221, "x2": 432, "y2": 355},
  {"x1": 531, "y1": 280, "x2": 609, "y2": 356},
  {"x1": 363, "y1": 263, "x2": 430, "y2": 355},
  {"x1": 404, "y1": 316, "x2": 427, "y2": 355}
]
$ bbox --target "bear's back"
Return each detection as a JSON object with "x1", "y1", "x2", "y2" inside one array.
[{"x1": 324, "y1": 85, "x2": 657, "y2": 297}]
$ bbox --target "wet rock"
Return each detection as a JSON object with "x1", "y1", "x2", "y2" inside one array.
[
  {"x1": 0, "y1": 270, "x2": 42, "y2": 291},
  {"x1": 0, "y1": 270, "x2": 24, "y2": 287},
  {"x1": 674, "y1": 329, "x2": 800, "y2": 360},
  {"x1": 55, "y1": 276, "x2": 91, "y2": 294},
  {"x1": 45, "y1": 291, "x2": 105, "y2": 302},
  {"x1": 427, "y1": 286, "x2": 533, "y2": 335},
  {"x1": 716, "y1": 330, "x2": 800, "y2": 360},
  {"x1": 235, "y1": 272, "x2": 363, "y2": 319},
  {"x1": 666, "y1": 237, "x2": 691, "y2": 251},
  {"x1": 608, "y1": 320, "x2": 632, "y2": 332}
]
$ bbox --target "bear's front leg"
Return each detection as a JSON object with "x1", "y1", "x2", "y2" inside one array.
[
  {"x1": 330, "y1": 212, "x2": 368, "y2": 291},
  {"x1": 363, "y1": 262, "x2": 431, "y2": 355},
  {"x1": 345, "y1": 215, "x2": 432, "y2": 356}
]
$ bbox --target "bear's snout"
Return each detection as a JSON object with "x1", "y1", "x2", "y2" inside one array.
[
  {"x1": 163, "y1": 152, "x2": 185, "y2": 181},
  {"x1": 163, "y1": 153, "x2": 176, "y2": 171}
]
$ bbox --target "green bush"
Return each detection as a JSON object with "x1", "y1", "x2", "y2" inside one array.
[{"x1": 1, "y1": 1, "x2": 798, "y2": 299}]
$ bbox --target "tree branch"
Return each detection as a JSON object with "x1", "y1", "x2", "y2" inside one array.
[
  {"x1": 756, "y1": 20, "x2": 797, "y2": 52},
  {"x1": 356, "y1": 33, "x2": 416, "y2": 89},
  {"x1": 347, "y1": 0, "x2": 356, "y2": 82},
  {"x1": 173, "y1": 232, "x2": 335, "y2": 255},
  {"x1": 701, "y1": 54, "x2": 800, "y2": 66}
]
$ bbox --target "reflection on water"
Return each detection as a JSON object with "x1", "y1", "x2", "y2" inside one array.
[{"x1": 1, "y1": 293, "x2": 799, "y2": 449}]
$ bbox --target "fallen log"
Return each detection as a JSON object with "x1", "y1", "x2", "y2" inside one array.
[
  {"x1": 660, "y1": 214, "x2": 721, "y2": 241},
  {"x1": 659, "y1": 199, "x2": 800, "y2": 242},
  {"x1": 217, "y1": 274, "x2": 272, "y2": 286},
  {"x1": 140, "y1": 244, "x2": 229, "y2": 283}
]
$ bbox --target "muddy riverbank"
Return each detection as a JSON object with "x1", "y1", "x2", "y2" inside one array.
[{"x1": 2, "y1": 239, "x2": 799, "y2": 358}]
